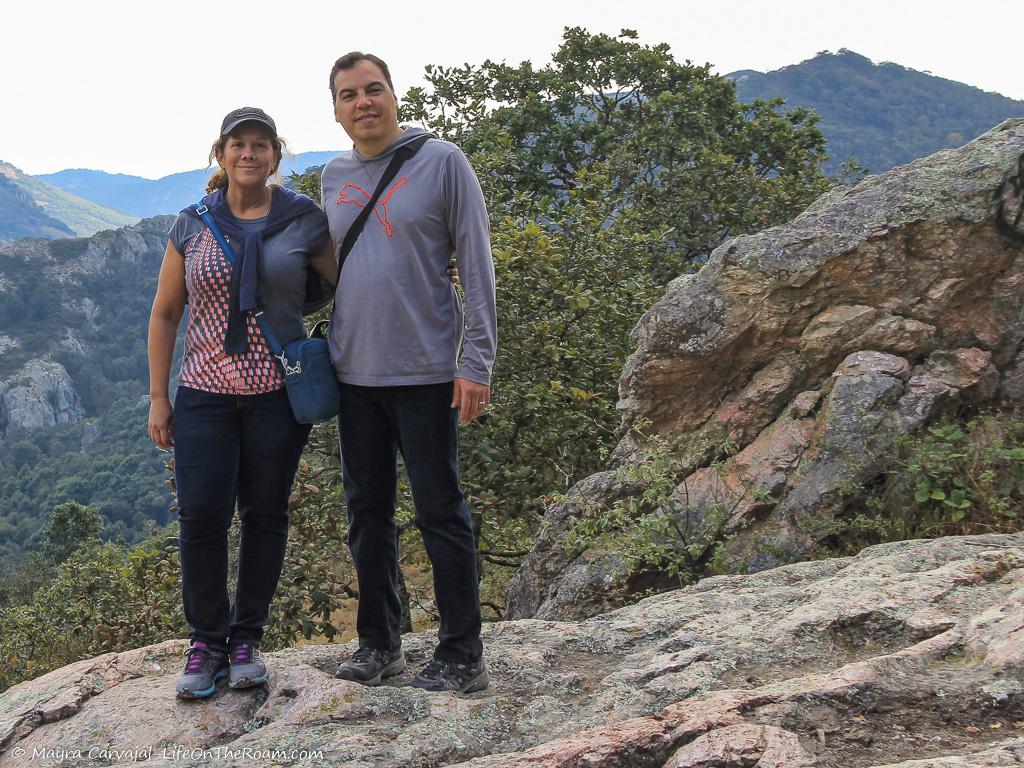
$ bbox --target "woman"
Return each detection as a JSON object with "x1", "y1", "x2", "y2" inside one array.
[{"x1": 147, "y1": 107, "x2": 336, "y2": 699}]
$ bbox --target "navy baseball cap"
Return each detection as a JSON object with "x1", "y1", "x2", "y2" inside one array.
[{"x1": 220, "y1": 107, "x2": 277, "y2": 137}]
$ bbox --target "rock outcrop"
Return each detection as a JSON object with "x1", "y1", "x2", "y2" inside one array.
[
  {"x1": 0, "y1": 359, "x2": 84, "y2": 435},
  {"x1": 507, "y1": 119, "x2": 1024, "y2": 622},
  {"x1": 1, "y1": 533, "x2": 1022, "y2": 767},
  {"x1": 0, "y1": 216, "x2": 172, "y2": 440}
]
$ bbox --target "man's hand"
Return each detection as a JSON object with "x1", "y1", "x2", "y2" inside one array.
[{"x1": 452, "y1": 378, "x2": 490, "y2": 424}]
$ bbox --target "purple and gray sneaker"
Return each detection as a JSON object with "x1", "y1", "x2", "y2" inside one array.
[
  {"x1": 175, "y1": 641, "x2": 228, "y2": 699},
  {"x1": 228, "y1": 641, "x2": 268, "y2": 689}
]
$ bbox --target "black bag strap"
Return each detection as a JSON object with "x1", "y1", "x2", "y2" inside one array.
[{"x1": 334, "y1": 133, "x2": 432, "y2": 287}]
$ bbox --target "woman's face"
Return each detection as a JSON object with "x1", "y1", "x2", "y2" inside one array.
[{"x1": 216, "y1": 124, "x2": 276, "y2": 189}]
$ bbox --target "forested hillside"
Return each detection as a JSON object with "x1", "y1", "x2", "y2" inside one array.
[
  {"x1": 0, "y1": 217, "x2": 176, "y2": 560},
  {"x1": 729, "y1": 49, "x2": 1024, "y2": 174},
  {"x1": 0, "y1": 173, "x2": 72, "y2": 241},
  {"x1": 0, "y1": 162, "x2": 136, "y2": 240}
]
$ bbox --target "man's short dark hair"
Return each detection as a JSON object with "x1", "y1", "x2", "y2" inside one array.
[{"x1": 329, "y1": 52, "x2": 395, "y2": 104}]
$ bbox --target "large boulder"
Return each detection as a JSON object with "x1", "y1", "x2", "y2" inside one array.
[
  {"x1": 0, "y1": 533, "x2": 1022, "y2": 767},
  {"x1": 507, "y1": 119, "x2": 1024, "y2": 622},
  {"x1": 0, "y1": 359, "x2": 84, "y2": 436}
]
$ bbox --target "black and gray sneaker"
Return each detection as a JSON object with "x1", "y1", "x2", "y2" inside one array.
[
  {"x1": 228, "y1": 641, "x2": 268, "y2": 689},
  {"x1": 407, "y1": 657, "x2": 489, "y2": 693},
  {"x1": 334, "y1": 646, "x2": 406, "y2": 686},
  {"x1": 175, "y1": 641, "x2": 228, "y2": 699}
]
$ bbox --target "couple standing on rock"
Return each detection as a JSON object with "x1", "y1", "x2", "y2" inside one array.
[{"x1": 147, "y1": 52, "x2": 497, "y2": 699}]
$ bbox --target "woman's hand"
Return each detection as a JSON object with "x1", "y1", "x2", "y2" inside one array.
[{"x1": 148, "y1": 396, "x2": 174, "y2": 449}]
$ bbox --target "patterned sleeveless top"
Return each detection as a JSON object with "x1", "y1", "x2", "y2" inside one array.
[{"x1": 178, "y1": 228, "x2": 284, "y2": 394}]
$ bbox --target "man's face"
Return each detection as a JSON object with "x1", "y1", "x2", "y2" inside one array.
[{"x1": 333, "y1": 59, "x2": 400, "y2": 146}]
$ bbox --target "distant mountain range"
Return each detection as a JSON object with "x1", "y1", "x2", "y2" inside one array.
[
  {"x1": 38, "y1": 152, "x2": 341, "y2": 219},
  {"x1": 727, "y1": 49, "x2": 1024, "y2": 174},
  {"x1": 6, "y1": 50, "x2": 1024, "y2": 241},
  {"x1": 0, "y1": 162, "x2": 136, "y2": 241}
]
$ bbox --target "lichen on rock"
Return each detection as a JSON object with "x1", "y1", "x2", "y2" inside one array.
[{"x1": 1, "y1": 534, "x2": 1022, "y2": 767}]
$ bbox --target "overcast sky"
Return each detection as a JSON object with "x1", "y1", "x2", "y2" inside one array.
[{"x1": 4, "y1": 0, "x2": 1022, "y2": 179}]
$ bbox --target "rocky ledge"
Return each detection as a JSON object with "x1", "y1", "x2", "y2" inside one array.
[
  {"x1": 507, "y1": 119, "x2": 1024, "y2": 622},
  {"x1": 1, "y1": 532, "x2": 1022, "y2": 767}
]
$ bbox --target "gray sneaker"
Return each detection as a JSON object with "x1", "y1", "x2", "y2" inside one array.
[
  {"x1": 335, "y1": 646, "x2": 406, "y2": 686},
  {"x1": 176, "y1": 641, "x2": 228, "y2": 699},
  {"x1": 228, "y1": 642, "x2": 268, "y2": 689}
]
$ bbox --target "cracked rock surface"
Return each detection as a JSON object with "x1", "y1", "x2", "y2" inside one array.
[{"x1": 1, "y1": 533, "x2": 1022, "y2": 766}]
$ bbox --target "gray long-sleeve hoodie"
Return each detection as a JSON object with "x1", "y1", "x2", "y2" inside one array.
[{"x1": 321, "y1": 127, "x2": 497, "y2": 386}]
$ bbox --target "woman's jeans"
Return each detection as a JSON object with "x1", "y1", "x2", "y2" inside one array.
[
  {"x1": 173, "y1": 386, "x2": 311, "y2": 649},
  {"x1": 338, "y1": 381, "x2": 483, "y2": 663}
]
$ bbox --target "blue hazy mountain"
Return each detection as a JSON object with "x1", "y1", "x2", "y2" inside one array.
[
  {"x1": 728, "y1": 50, "x2": 1024, "y2": 174},
  {"x1": 0, "y1": 173, "x2": 72, "y2": 241},
  {"x1": 0, "y1": 162, "x2": 137, "y2": 241},
  {"x1": 38, "y1": 152, "x2": 341, "y2": 218}
]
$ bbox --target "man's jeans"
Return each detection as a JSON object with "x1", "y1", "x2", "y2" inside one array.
[
  {"x1": 173, "y1": 386, "x2": 311, "y2": 649},
  {"x1": 338, "y1": 381, "x2": 483, "y2": 662}
]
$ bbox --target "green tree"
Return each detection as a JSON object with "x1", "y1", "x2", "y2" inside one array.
[
  {"x1": 298, "y1": 29, "x2": 832, "y2": 611},
  {"x1": 42, "y1": 501, "x2": 103, "y2": 564},
  {"x1": 401, "y1": 27, "x2": 829, "y2": 283}
]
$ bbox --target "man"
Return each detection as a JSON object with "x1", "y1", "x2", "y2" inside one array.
[{"x1": 321, "y1": 52, "x2": 496, "y2": 693}]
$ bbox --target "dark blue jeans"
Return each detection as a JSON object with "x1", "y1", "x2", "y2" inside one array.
[
  {"x1": 173, "y1": 386, "x2": 311, "y2": 649},
  {"x1": 338, "y1": 382, "x2": 482, "y2": 662}
]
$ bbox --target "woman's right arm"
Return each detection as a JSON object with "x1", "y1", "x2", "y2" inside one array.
[{"x1": 147, "y1": 241, "x2": 187, "y2": 449}]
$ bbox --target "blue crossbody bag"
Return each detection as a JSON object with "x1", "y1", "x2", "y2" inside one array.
[{"x1": 192, "y1": 204, "x2": 340, "y2": 424}]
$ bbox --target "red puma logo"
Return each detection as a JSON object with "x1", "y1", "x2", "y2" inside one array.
[{"x1": 336, "y1": 178, "x2": 409, "y2": 237}]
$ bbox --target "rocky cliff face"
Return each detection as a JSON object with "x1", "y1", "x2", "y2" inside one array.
[
  {"x1": 0, "y1": 216, "x2": 172, "y2": 440},
  {"x1": 506, "y1": 119, "x2": 1024, "y2": 623},
  {"x1": 0, "y1": 533, "x2": 1021, "y2": 767},
  {"x1": 0, "y1": 360, "x2": 84, "y2": 435}
]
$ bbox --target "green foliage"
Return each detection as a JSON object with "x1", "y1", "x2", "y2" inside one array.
[
  {"x1": 0, "y1": 219, "x2": 175, "y2": 559},
  {"x1": 563, "y1": 424, "x2": 752, "y2": 586},
  {"x1": 292, "y1": 28, "x2": 830, "y2": 612},
  {"x1": 0, "y1": 525, "x2": 184, "y2": 692},
  {"x1": 888, "y1": 413, "x2": 1024, "y2": 532},
  {"x1": 263, "y1": 425, "x2": 354, "y2": 650},
  {"x1": 830, "y1": 411, "x2": 1024, "y2": 553},
  {"x1": 0, "y1": 429, "x2": 355, "y2": 691},
  {"x1": 41, "y1": 501, "x2": 103, "y2": 564},
  {"x1": 0, "y1": 397, "x2": 174, "y2": 560},
  {"x1": 466, "y1": 168, "x2": 663, "y2": 567},
  {"x1": 401, "y1": 27, "x2": 829, "y2": 283},
  {"x1": 286, "y1": 169, "x2": 324, "y2": 202}
]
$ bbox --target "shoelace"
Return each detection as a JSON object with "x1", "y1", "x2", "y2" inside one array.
[
  {"x1": 419, "y1": 659, "x2": 446, "y2": 678},
  {"x1": 184, "y1": 644, "x2": 218, "y2": 674},
  {"x1": 232, "y1": 643, "x2": 257, "y2": 664},
  {"x1": 351, "y1": 646, "x2": 380, "y2": 663}
]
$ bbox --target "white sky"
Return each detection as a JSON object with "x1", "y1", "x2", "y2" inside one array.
[{"x1": 3, "y1": 0, "x2": 1022, "y2": 179}]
